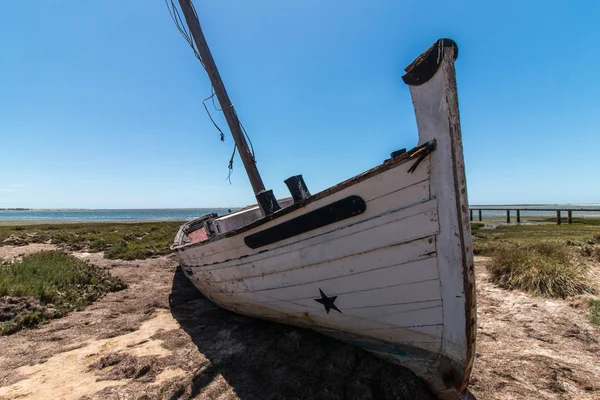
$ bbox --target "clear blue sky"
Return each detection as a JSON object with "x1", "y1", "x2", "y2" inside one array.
[{"x1": 1, "y1": 1, "x2": 599, "y2": 209}]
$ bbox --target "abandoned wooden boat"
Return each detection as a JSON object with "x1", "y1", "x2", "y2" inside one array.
[{"x1": 170, "y1": 2, "x2": 475, "y2": 398}]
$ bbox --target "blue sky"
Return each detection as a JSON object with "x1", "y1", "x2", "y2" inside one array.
[{"x1": 1, "y1": 0, "x2": 599, "y2": 209}]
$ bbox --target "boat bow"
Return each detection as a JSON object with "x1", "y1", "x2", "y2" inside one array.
[{"x1": 403, "y1": 38, "x2": 476, "y2": 398}]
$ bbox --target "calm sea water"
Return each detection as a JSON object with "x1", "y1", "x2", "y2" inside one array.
[
  {"x1": 471, "y1": 205, "x2": 600, "y2": 219},
  {"x1": 0, "y1": 208, "x2": 236, "y2": 223},
  {"x1": 1, "y1": 204, "x2": 599, "y2": 223}
]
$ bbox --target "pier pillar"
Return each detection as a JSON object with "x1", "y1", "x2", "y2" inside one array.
[
  {"x1": 516, "y1": 209, "x2": 521, "y2": 223},
  {"x1": 556, "y1": 210, "x2": 561, "y2": 225},
  {"x1": 469, "y1": 209, "x2": 473, "y2": 222},
  {"x1": 568, "y1": 210, "x2": 573, "y2": 224},
  {"x1": 506, "y1": 210, "x2": 510, "y2": 224},
  {"x1": 478, "y1": 209, "x2": 482, "y2": 221}
]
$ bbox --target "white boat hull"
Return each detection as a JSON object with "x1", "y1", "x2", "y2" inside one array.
[{"x1": 174, "y1": 39, "x2": 476, "y2": 399}]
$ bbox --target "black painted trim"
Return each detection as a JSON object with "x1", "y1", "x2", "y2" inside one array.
[
  {"x1": 402, "y1": 38, "x2": 458, "y2": 86},
  {"x1": 244, "y1": 195, "x2": 366, "y2": 249}
]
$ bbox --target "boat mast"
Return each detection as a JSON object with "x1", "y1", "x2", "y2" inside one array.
[{"x1": 177, "y1": 0, "x2": 280, "y2": 214}]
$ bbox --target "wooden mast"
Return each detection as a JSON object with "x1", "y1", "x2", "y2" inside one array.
[{"x1": 177, "y1": 0, "x2": 280, "y2": 214}]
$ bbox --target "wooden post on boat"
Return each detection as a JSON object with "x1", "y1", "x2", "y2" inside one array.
[
  {"x1": 478, "y1": 209, "x2": 482, "y2": 221},
  {"x1": 568, "y1": 210, "x2": 573, "y2": 224},
  {"x1": 516, "y1": 209, "x2": 521, "y2": 223},
  {"x1": 506, "y1": 210, "x2": 510, "y2": 224},
  {"x1": 556, "y1": 210, "x2": 561, "y2": 225},
  {"x1": 177, "y1": 0, "x2": 280, "y2": 215}
]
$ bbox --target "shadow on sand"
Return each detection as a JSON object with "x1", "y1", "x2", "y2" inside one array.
[{"x1": 168, "y1": 266, "x2": 443, "y2": 400}]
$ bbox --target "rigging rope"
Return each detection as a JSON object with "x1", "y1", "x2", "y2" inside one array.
[
  {"x1": 202, "y1": 92, "x2": 225, "y2": 142},
  {"x1": 165, "y1": 0, "x2": 259, "y2": 181},
  {"x1": 165, "y1": 0, "x2": 204, "y2": 68},
  {"x1": 227, "y1": 145, "x2": 237, "y2": 183}
]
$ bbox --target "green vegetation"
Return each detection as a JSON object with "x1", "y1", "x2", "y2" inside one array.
[
  {"x1": 589, "y1": 299, "x2": 600, "y2": 326},
  {"x1": 470, "y1": 223, "x2": 485, "y2": 231},
  {"x1": 0, "y1": 221, "x2": 182, "y2": 260},
  {"x1": 472, "y1": 220, "x2": 600, "y2": 256},
  {"x1": 0, "y1": 250, "x2": 126, "y2": 334},
  {"x1": 528, "y1": 217, "x2": 600, "y2": 226},
  {"x1": 2, "y1": 219, "x2": 599, "y2": 326},
  {"x1": 486, "y1": 241, "x2": 596, "y2": 298}
]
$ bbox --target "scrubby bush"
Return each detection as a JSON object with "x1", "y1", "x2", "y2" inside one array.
[{"x1": 487, "y1": 241, "x2": 596, "y2": 298}]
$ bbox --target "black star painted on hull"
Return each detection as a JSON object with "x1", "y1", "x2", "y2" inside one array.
[{"x1": 314, "y1": 289, "x2": 342, "y2": 314}]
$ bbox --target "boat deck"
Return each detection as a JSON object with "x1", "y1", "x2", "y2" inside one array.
[{"x1": 188, "y1": 227, "x2": 208, "y2": 244}]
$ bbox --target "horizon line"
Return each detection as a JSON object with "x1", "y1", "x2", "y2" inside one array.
[{"x1": 2, "y1": 202, "x2": 600, "y2": 211}]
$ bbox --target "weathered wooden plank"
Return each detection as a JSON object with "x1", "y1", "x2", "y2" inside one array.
[
  {"x1": 371, "y1": 305, "x2": 443, "y2": 329},
  {"x1": 186, "y1": 198, "x2": 438, "y2": 271},
  {"x1": 206, "y1": 289, "x2": 444, "y2": 347},
  {"x1": 358, "y1": 324, "x2": 443, "y2": 337},
  {"x1": 206, "y1": 278, "x2": 441, "y2": 313},
  {"x1": 213, "y1": 236, "x2": 436, "y2": 293},
  {"x1": 179, "y1": 159, "x2": 431, "y2": 263},
  {"x1": 196, "y1": 208, "x2": 439, "y2": 284},
  {"x1": 350, "y1": 300, "x2": 442, "y2": 318},
  {"x1": 234, "y1": 257, "x2": 439, "y2": 301},
  {"x1": 366, "y1": 180, "x2": 430, "y2": 214},
  {"x1": 285, "y1": 278, "x2": 442, "y2": 309}
]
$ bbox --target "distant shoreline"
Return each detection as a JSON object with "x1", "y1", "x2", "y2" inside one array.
[
  {"x1": 0, "y1": 205, "x2": 598, "y2": 226},
  {"x1": 1, "y1": 202, "x2": 599, "y2": 211},
  {"x1": 0, "y1": 208, "x2": 239, "y2": 225},
  {"x1": 2, "y1": 203, "x2": 599, "y2": 212}
]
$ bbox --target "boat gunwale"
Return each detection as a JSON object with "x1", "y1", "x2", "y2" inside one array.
[{"x1": 173, "y1": 139, "x2": 436, "y2": 251}]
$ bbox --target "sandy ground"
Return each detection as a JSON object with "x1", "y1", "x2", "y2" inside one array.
[
  {"x1": 0, "y1": 247, "x2": 598, "y2": 399},
  {"x1": 468, "y1": 256, "x2": 600, "y2": 400},
  {"x1": 0, "y1": 244, "x2": 56, "y2": 261}
]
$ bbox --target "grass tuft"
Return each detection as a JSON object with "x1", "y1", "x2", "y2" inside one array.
[
  {"x1": 0, "y1": 311, "x2": 46, "y2": 335},
  {"x1": 487, "y1": 241, "x2": 596, "y2": 299},
  {"x1": 471, "y1": 223, "x2": 485, "y2": 231},
  {"x1": 589, "y1": 299, "x2": 600, "y2": 326},
  {"x1": 0, "y1": 250, "x2": 126, "y2": 334}
]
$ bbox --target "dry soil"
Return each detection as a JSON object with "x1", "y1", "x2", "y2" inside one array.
[{"x1": 0, "y1": 247, "x2": 598, "y2": 399}]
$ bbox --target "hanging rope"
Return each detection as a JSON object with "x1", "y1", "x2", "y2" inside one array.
[
  {"x1": 165, "y1": 0, "x2": 259, "y2": 181},
  {"x1": 202, "y1": 92, "x2": 225, "y2": 142},
  {"x1": 227, "y1": 145, "x2": 237, "y2": 183}
]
